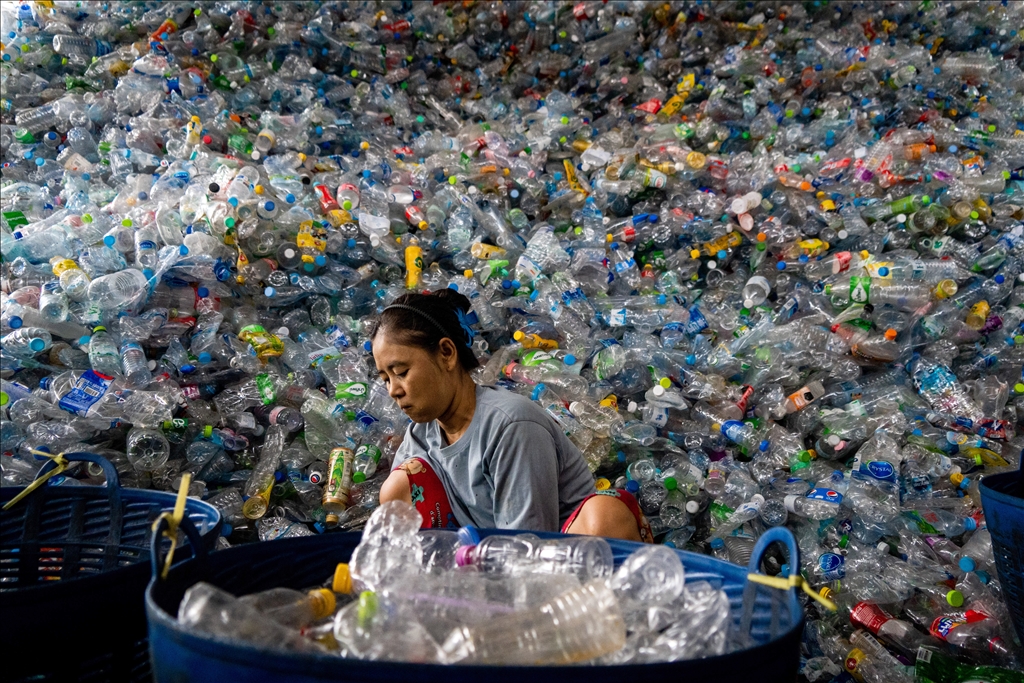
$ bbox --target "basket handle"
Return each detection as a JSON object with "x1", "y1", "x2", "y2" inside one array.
[
  {"x1": 34, "y1": 451, "x2": 122, "y2": 489},
  {"x1": 746, "y1": 526, "x2": 800, "y2": 579},
  {"x1": 150, "y1": 513, "x2": 209, "y2": 583}
]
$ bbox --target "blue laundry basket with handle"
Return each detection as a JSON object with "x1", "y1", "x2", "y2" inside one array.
[
  {"x1": 145, "y1": 526, "x2": 803, "y2": 682},
  {"x1": 0, "y1": 452, "x2": 221, "y2": 683},
  {"x1": 978, "y1": 453, "x2": 1024, "y2": 647}
]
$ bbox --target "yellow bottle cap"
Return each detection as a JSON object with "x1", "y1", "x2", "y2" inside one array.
[
  {"x1": 309, "y1": 588, "x2": 337, "y2": 619},
  {"x1": 513, "y1": 330, "x2": 525, "y2": 341},
  {"x1": 595, "y1": 477, "x2": 611, "y2": 491},
  {"x1": 659, "y1": 377, "x2": 671, "y2": 389},
  {"x1": 464, "y1": 270, "x2": 474, "y2": 279},
  {"x1": 332, "y1": 563, "x2": 353, "y2": 594},
  {"x1": 820, "y1": 586, "x2": 833, "y2": 601},
  {"x1": 690, "y1": 249, "x2": 701, "y2": 259}
]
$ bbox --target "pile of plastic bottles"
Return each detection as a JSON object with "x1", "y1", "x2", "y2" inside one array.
[
  {"x1": 178, "y1": 500, "x2": 731, "y2": 664},
  {"x1": 2, "y1": 0, "x2": 1023, "y2": 676}
]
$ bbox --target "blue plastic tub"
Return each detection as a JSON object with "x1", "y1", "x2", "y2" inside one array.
[
  {"x1": 0, "y1": 453, "x2": 221, "y2": 683},
  {"x1": 146, "y1": 526, "x2": 803, "y2": 683},
  {"x1": 979, "y1": 457, "x2": 1024, "y2": 646}
]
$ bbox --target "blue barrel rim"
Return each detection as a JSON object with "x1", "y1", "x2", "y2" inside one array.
[{"x1": 146, "y1": 527, "x2": 804, "y2": 676}]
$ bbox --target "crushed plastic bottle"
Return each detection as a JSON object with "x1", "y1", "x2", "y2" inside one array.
[{"x1": 2, "y1": 0, "x2": 1024, "y2": 674}]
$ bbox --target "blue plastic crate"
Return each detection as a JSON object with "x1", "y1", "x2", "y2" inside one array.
[
  {"x1": 146, "y1": 526, "x2": 803, "y2": 683},
  {"x1": 979, "y1": 457, "x2": 1024, "y2": 647},
  {"x1": 1, "y1": 452, "x2": 221, "y2": 682}
]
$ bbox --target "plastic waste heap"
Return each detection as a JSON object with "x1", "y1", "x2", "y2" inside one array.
[{"x1": 1, "y1": 0, "x2": 1023, "y2": 675}]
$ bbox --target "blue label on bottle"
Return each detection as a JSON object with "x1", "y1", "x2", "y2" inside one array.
[
  {"x1": 355, "y1": 410, "x2": 378, "y2": 427},
  {"x1": 685, "y1": 305, "x2": 708, "y2": 336},
  {"x1": 58, "y1": 370, "x2": 113, "y2": 416},
  {"x1": 806, "y1": 487, "x2": 843, "y2": 505},
  {"x1": 324, "y1": 325, "x2": 350, "y2": 348},
  {"x1": 817, "y1": 552, "x2": 846, "y2": 580},
  {"x1": 720, "y1": 420, "x2": 746, "y2": 443},
  {"x1": 860, "y1": 460, "x2": 897, "y2": 483}
]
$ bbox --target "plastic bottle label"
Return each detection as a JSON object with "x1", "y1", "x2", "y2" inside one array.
[
  {"x1": 858, "y1": 460, "x2": 897, "y2": 483},
  {"x1": 255, "y1": 373, "x2": 276, "y2": 405},
  {"x1": 929, "y1": 615, "x2": 965, "y2": 641},
  {"x1": 849, "y1": 276, "x2": 871, "y2": 303},
  {"x1": 720, "y1": 420, "x2": 748, "y2": 443},
  {"x1": 851, "y1": 601, "x2": 890, "y2": 634},
  {"x1": 336, "y1": 382, "x2": 368, "y2": 400},
  {"x1": 356, "y1": 444, "x2": 382, "y2": 464},
  {"x1": 58, "y1": 370, "x2": 113, "y2": 416},
  {"x1": 324, "y1": 325, "x2": 351, "y2": 348},
  {"x1": 685, "y1": 305, "x2": 709, "y2": 336},
  {"x1": 608, "y1": 308, "x2": 628, "y2": 326},
  {"x1": 308, "y1": 346, "x2": 341, "y2": 367},
  {"x1": 817, "y1": 552, "x2": 846, "y2": 580},
  {"x1": 648, "y1": 407, "x2": 668, "y2": 426},
  {"x1": 806, "y1": 487, "x2": 843, "y2": 504}
]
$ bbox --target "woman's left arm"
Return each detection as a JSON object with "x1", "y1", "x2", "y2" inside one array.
[{"x1": 488, "y1": 420, "x2": 561, "y2": 531}]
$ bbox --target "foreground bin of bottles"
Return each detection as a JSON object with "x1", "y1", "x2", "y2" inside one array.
[{"x1": 146, "y1": 504, "x2": 804, "y2": 681}]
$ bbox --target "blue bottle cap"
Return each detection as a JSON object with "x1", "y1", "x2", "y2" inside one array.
[
  {"x1": 315, "y1": 255, "x2": 326, "y2": 266},
  {"x1": 264, "y1": 287, "x2": 275, "y2": 297},
  {"x1": 221, "y1": 523, "x2": 233, "y2": 537},
  {"x1": 198, "y1": 352, "x2": 212, "y2": 363},
  {"x1": 228, "y1": 197, "x2": 238, "y2": 207},
  {"x1": 180, "y1": 364, "x2": 196, "y2": 374},
  {"x1": 878, "y1": 266, "x2": 889, "y2": 276},
  {"x1": 265, "y1": 200, "x2": 275, "y2": 211},
  {"x1": 179, "y1": 245, "x2": 189, "y2": 255},
  {"x1": 363, "y1": 340, "x2": 373, "y2": 352},
  {"x1": 9, "y1": 316, "x2": 22, "y2": 329},
  {"x1": 963, "y1": 517, "x2": 977, "y2": 532},
  {"x1": 285, "y1": 193, "x2": 295, "y2": 203},
  {"x1": 103, "y1": 235, "x2": 115, "y2": 246},
  {"x1": 759, "y1": 440, "x2": 771, "y2": 452},
  {"x1": 959, "y1": 557, "x2": 977, "y2": 572},
  {"x1": 710, "y1": 537, "x2": 725, "y2": 549},
  {"x1": 531, "y1": 383, "x2": 546, "y2": 401},
  {"x1": 776, "y1": 261, "x2": 787, "y2": 270},
  {"x1": 29, "y1": 338, "x2": 45, "y2": 352},
  {"x1": 563, "y1": 354, "x2": 576, "y2": 365},
  {"x1": 625, "y1": 479, "x2": 639, "y2": 493},
  {"x1": 657, "y1": 294, "x2": 667, "y2": 305},
  {"x1": 781, "y1": 563, "x2": 790, "y2": 575},
  {"x1": 197, "y1": 287, "x2": 209, "y2": 297},
  {"x1": 685, "y1": 354, "x2": 696, "y2": 365},
  {"x1": 457, "y1": 525, "x2": 481, "y2": 546}
]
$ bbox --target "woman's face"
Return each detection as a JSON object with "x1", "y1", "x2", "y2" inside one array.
[{"x1": 372, "y1": 330, "x2": 459, "y2": 423}]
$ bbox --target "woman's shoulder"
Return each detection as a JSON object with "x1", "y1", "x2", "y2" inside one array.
[{"x1": 476, "y1": 385, "x2": 553, "y2": 428}]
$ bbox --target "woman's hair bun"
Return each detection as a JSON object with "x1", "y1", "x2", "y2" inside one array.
[{"x1": 431, "y1": 287, "x2": 473, "y2": 314}]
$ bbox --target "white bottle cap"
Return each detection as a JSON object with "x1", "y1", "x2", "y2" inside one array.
[
  {"x1": 627, "y1": 401, "x2": 638, "y2": 413},
  {"x1": 685, "y1": 500, "x2": 700, "y2": 515},
  {"x1": 784, "y1": 494, "x2": 799, "y2": 514},
  {"x1": 652, "y1": 385, "x2": 665, "y2": 397}
]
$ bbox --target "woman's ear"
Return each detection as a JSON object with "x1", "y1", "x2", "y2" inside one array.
[{"x1": 437, "y1": 337, "x2": 460, "y2": 372}]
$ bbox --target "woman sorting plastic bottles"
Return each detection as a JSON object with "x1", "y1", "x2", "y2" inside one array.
[{"x1": 371, "y1": 290, "x2": 653, "y2": 543}]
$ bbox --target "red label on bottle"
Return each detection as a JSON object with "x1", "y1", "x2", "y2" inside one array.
[
  {"x1": 833, "y1": 251, "x2": 852, "y2": 274},
  {"x1": 850, "y1": 601, "x2": 891, "y2": 635}
]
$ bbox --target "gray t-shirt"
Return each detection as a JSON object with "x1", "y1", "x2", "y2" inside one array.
[{"x1": 391, "y1": 385, "x2": 596, "y2": 531}]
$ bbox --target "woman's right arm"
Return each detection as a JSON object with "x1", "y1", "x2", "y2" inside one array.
[{"x1": 379, "y1": 468, "x2": 412, "y2": 505}]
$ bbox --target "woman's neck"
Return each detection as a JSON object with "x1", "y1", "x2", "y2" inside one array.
[{"x1": 437, "y1": 375, "x2": 478, "y2": 446}]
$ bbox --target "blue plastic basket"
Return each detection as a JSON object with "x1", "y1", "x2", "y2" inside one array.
[
  {"x1": 0, "y1": 452, "x2": 221, "y2": 683},
  {"x1": 979, "y1": 456, "x2": 1024, "y2": 647},
  {"x1": 146, "y1": 526, "x2": 803, "y2": 683}
]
